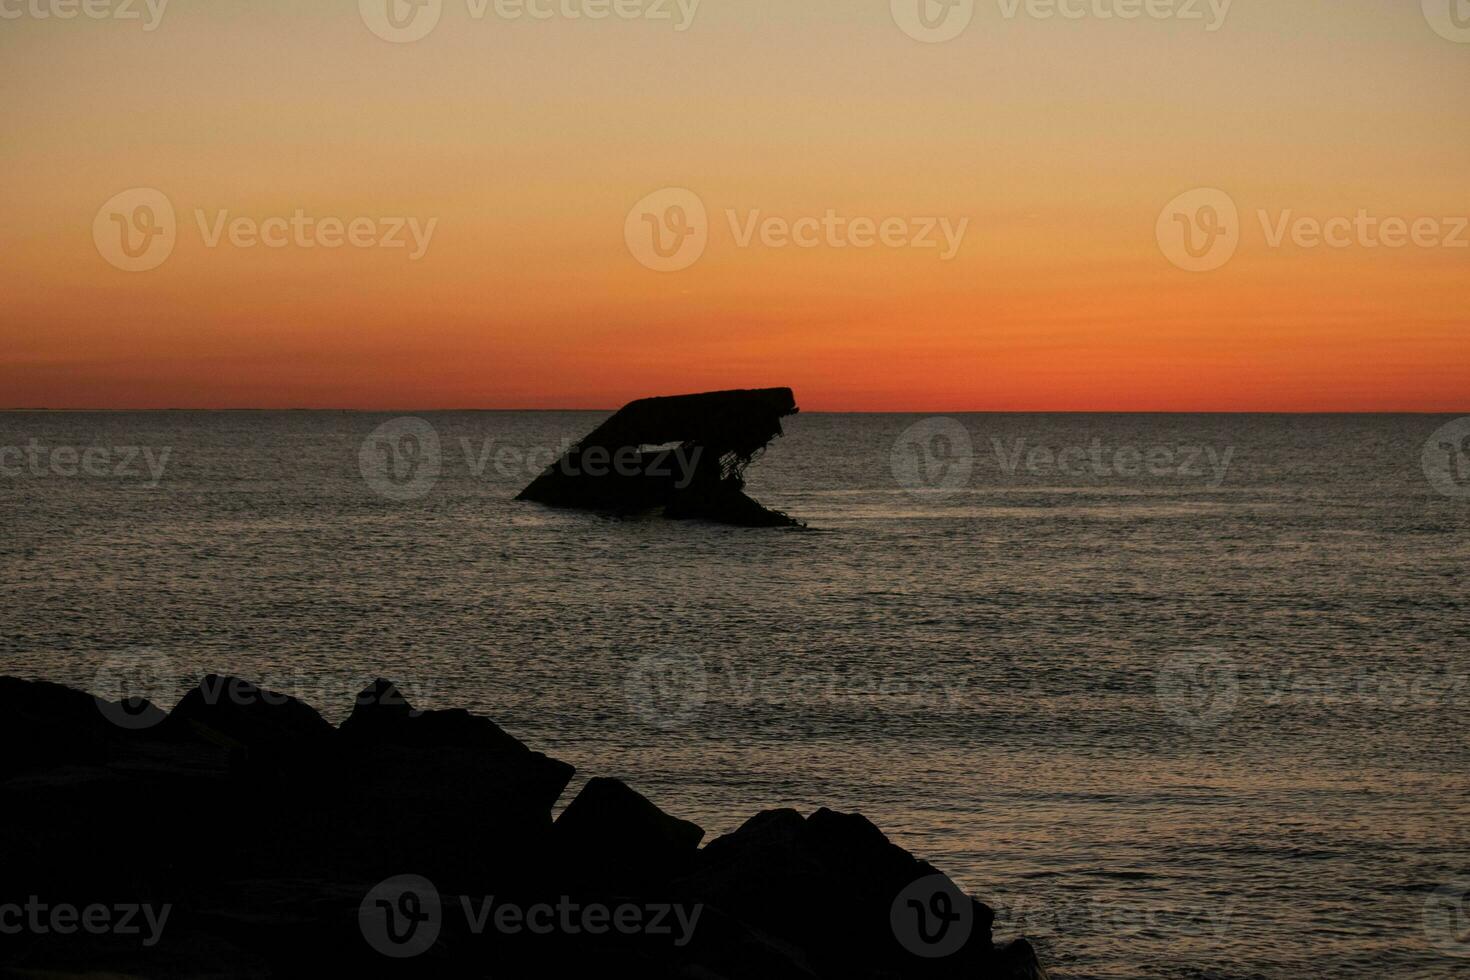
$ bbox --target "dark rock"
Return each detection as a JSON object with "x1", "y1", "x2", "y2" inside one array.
[
  {"x1": 684, "y1": 807, "x2": 999, "y2": 978},
  {"x1": 341, "y1": 677, "x2": 525, "y2": 755},
  {"x1": 162, "y1": 674, "x2": 333, "y2": 754},
  {"x1": 995, "y1": 938, "x2": 1052, "y2": 979},
  {"x1": 700, "y1": 807, "x2": 806, "y2": 866},
  {"x1": 0, "y1": 676, "x2": 1049, "y2": 979},
  {"x1": 339, "y1": 678, "x2": 574, "y2": 812},
  {"x1": 555, "y1": 776, "x2": 705, "y2": 886},
  {"x1": 0, "y1": 676, "x2": 163, "y2": 775}
]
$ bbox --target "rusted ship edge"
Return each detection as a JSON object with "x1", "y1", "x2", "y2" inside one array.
[{"x1": 516, "y1": 387, "x2": 802, "y2": 527}]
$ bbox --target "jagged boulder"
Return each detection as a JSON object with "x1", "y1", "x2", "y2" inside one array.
[
  {"x1": 342, "y1": 677, "x2": 526, "y2": 755},
  {"x1": 554, "y1": 776, "x2": 705, "y2": 886},
  {"x1": 314, "y1": 679, "x2": 576, "y2": 888},
  {"x1": 683, "y1": 807, "x2": 1001, "y2": 978},
  {"x1": 339, "y1": 678, "x2": 573, "y2": 812},
  {"x1": 0, "y1": 676, "x2": 165, "y2": 775},
  {"x1": 995, "y1": 938, "x2": 1051, "y2": 979},
  {"x1": 0, "y1": 676, "x2": 1052, "y2": 978},
  {"x1": 162, "y1": 675, "x2": 333, "y2": 755}
]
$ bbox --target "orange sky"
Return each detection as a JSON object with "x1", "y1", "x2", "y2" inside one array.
[{"x1": 2, "y1": 0, "x2": 1467, "y2": 411}]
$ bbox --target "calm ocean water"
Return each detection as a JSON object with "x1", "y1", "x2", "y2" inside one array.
[{"x1": 2, "y1": 411, "x2": 1468, "y2": 978}]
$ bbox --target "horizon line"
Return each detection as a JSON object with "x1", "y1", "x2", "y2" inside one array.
[{"x1": 3, "y1": 407, "x2": 1468, "y2": 415}]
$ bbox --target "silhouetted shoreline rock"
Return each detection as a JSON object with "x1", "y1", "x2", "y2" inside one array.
[{"x1": 0, "y1": 675, "x2": 1049, "y2": 978}]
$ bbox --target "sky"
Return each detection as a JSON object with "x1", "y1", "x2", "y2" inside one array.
[{"x1": 2, "y1": 0, "x2": 1467, "y2": 411}]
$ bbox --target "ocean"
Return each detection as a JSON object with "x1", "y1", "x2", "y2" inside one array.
[{"x1": 2, "y1": 410, "x2": 1467, "y2": 979}]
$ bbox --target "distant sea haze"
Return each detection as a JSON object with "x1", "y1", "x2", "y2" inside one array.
[{"x1": 2, "y1": 411, "x2": 1468, "y2": 978}]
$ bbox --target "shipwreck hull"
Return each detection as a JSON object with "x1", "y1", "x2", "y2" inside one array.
[{"x1": 516, "y1": 387, "x2": 800, "y2": 527}]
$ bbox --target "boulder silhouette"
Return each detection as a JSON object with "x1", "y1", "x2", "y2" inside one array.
[
  {"x1": 162, "y1": 674, "x2": 333, "y2": 755},
  {"x1": 995, "y1": 938, "x2": 1051, "y2": 978},
  {"x1": 0, "y1": 676, "x2": 152, "y2": 774},
  {"x1": 342, "y1": 677, "x2": 527, "y2": 754},
  {"x1": 0, "y1": 676, "x2": 1049, "y2": 978},
  {"x1": 683, "y1": 807, "x2": 1006, "y2": 978},
  {"x1": 554, "y1": 776, "x2": 705, "y2": 886}
]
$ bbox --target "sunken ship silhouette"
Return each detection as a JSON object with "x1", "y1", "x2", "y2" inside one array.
[{"x1": 517, "y1": 387, "x2": 801, "y2": 527}]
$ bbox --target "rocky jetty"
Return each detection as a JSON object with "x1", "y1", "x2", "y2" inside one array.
[{"x1": 0, "y1": 675, "x2": 1048, "y2": 978}]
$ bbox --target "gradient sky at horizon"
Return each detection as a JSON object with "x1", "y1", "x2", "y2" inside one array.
[{"x1": 2, "y1": 0, "x2": 1467, "y2": 410}]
